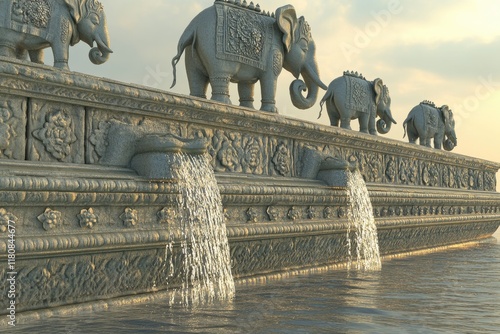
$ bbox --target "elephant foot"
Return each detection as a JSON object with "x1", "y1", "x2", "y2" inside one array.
[
  {"x1": 260, "y1": 104, "x2": 278, "y2": 113},
  {"x1": 211, "y1": 94, "x2": 232, "y2": 105},
  {"x1": 240, "y1": 100, "x2": 255, "y2": 109},
  {"x1": 369, "y1": 130, "x2": 378, "y2": 135},
  {"x1": 54, "y1": 60, "x2": 70, "y2": 71}
]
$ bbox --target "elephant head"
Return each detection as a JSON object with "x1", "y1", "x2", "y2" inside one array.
[
  {"x1": 440, "y1": 105, "x2": 457, "y2": 151},
  {"x1": 373, "y1": 78, "x2": 397, "y2": 134},
  {"x1": 65, "y1": 0, "x2": 112, "y2": 64},
  {"x1": 276, "y1": 5, "x2": 327, "y2": 109}
]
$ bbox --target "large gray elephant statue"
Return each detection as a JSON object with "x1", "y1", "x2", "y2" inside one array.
[
  {"x1": 403, "y1": 101, "x2": 457, "y2": 151},
  {"x1": 319, "y1": 71, "x2": 397, "y2": 135},
  {"x1": 171, "y1": 0, "x2": 327, "y2": 113},
  {"x1": 0, "y1": 0, "x2": 112, "y2": 70}
]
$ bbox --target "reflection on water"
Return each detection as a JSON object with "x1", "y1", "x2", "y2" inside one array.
[{"x1": 14, "y1": 237, "x2": 500, "y2": 334}]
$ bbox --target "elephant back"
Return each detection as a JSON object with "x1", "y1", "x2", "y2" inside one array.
[
  {"x1": 2, "y1": 0, "x2": 53, "y2": 39},
  {"x1": 214, "y1": 1, "x2": 275, "y2": 71},
  {"x1": 343, "y1": 74, "x2": 374, "y2": 115}
]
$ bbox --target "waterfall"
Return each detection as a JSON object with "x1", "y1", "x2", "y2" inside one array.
[
  {"x1": 346, "y1": 169, "x2": 382, "y2": 271},
  {"x1": 166, "y1": 152, "x2": 235, "y2": 306}
]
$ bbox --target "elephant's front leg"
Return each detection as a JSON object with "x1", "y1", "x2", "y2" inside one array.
[
  {"x1": 52, "y1": 43, "x2": 70, "y2": 70},
  {"x1": 238, "y1": 82, "x2": 256, "y2": 109},
  {"x1": 367, "y1": 112, "x2": 377, "y2": 135},
  {"x1": 359, "y1": 112, "x2": 371, "y2": 134},
  {"x1": 260, "y1": 73, "x2": 278, "y2": 113}
]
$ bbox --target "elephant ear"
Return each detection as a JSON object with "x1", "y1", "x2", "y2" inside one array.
[
  {"x1": 64, "y1": 0, "x2": 85, "y2": 23},
  {"x1": 373, "y1": 78, "x2": 384, "y2": 105},
  {"x1": 440, "y1": 105, "x2": 451, "y2": 124},
  {"x1": 276, "y1": 5, "x2": 298, "y2": 53}
]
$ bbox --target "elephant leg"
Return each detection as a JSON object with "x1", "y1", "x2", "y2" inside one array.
[
  {"x1": 185, "y1": 47, "x2": 209, "y2": 99},
  {"x1": 238, "y1": 82, "x2": 256, "y2": 109},
  {"x1": 340, "y1": 115, "x2": 352, "y2": 130},
  {"x1": 209, "y1": 75, "x2": 232, "y2": 105},
  {"x1": 260, "y1": 74, "x2": 278, "y2": 113},
  {"x1": 368, "y1": 113, "x2": 377, "y2": 135},
  {"x1": 29, "y1": 49, "x2": 44, "y2": 64},
  {"x1": 408, "y1": 133, "x2": 418, "y2": 144},
  {"x1": 434, "y1": 136, "x2": 443, "y2": 149},
  {"x1": 359, "y1": 113, "x2": 370, "y2": 134},
  {"x1": 52, "y1": 44, "x2": 70, "y2": 70}
]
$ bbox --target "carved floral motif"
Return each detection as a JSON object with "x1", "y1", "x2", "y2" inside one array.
[
  {"x1": 288, "y1": 206, "x2": 300, "y2": 221},
  {"x1": 324, "y1": 207, "x2": 335, "y2": 219},
  {"x1": 33, "y1": 110, "x2": 77, "y2": 161},
  {"x1": 0, "y1": 105, "x2": 18, "y2": 159},
  {"x1": 12, "y1": 0, "x2": 52, "y2": 29},
  {"x1": 157, "y1": 207, "x2": 176, "y2": 225},
  {"x1": 120, "y1": 208, "x2": 138, "y2": 228},
  {"x1": 246, "y1": 207, "x2": 258, "y2": 223},
  {"x1": 89, "y1": 121, "x2": 111, "y2": 163},
  {"x1": 306, "y1": 206, "x2": 317, "y2": 219},
  {"x1": 77, "y1": 208, "x2": 98, "y2": 229},
  {"x1": 267, "y1": 206, "x2": 279, "y2": 221},
  {"x1": 272, "y1": 143, "x2": 291, "y2": 176},
  {"x1": 0, "y1": 209, "x2": 17, "y2": 233},
  {"x1": 37, "y1": 208, "x2": 63, "y2": 231}
]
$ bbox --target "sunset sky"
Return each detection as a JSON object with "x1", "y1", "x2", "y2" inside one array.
[{"x1": 66, "y1": 0, "x2": 500, "y2": 166}]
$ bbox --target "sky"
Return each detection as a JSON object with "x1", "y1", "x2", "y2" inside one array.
[{"x1": 64, "y1": 0, "x2": 500, "y2": 166}]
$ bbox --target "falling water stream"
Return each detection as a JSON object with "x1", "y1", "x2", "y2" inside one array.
[
  {"x1": 346, "y1": 169, "x2": 382, "y2": 271},
  {"x1": 165, "y1": 152, "x2": 235, "y2": 306}
]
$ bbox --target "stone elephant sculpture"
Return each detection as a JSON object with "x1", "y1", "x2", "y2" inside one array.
[
  {"x1": 0, "y1": 0, "x2": 112, "y2": 70},
  {"x1": 171, "y1": 0, "x2": 327, "y2": 113},
  {"x1": 403, "y1": 101, "x2": 457, "y2": 151},
  {"x1": 319, "y1": 71, "x2": 397, "y2": 135}
]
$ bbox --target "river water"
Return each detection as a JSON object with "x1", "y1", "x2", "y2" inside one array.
[{"x1": 10, "y1": 231, "x2": 499, "y2": 334}]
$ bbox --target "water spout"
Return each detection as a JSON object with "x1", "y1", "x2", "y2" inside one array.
[
  {"x1": 167, "y1": 152, "x2": 235, "y2": 306},
  {"x1": 346, "y1": 169, "x2": 381, "y2": 271}
]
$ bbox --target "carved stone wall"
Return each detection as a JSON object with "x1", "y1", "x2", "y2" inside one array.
[{"x1": 1, "y1": 59, "x2": 500, "y2": 314}]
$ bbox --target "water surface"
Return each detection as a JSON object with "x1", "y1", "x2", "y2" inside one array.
[{"x1": 11, "y1": 233, "x2": 500, "y2": 334}]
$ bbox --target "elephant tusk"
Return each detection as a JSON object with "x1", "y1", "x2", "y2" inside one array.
[{"x1": 95, "y1": 34, "x2": 113, "y2": 54}]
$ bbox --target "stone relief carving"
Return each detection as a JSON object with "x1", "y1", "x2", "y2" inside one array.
[
  {"x1": 88, "y1": 120, "x2": 111, "y2": 163},
  {"x1": 77, "y1": 208, "x2": 98, "y2": 229},
  {"x1": 157, "y1": 207, "x2": 176, "y2": 225},
  {"x1": 306, "y1": 206, "x2": 317, "y2": 219},
  {"x1": 288, "y1": 206, "x2": 300, "y2": 221},
  {"x1": 33, "y1": 109, "x2": 78, "y2": 161},
  {"x1": 12, "y1": 0, "x2": 52, "y2": 28},
  {"x1": 0, "y1": 208, "x2": 17, "y2": 232},
  {"x1": 267, "y1": 206, "x2": 280, "y2": 221},
  {"x1": 272, "y1": 143, "x2": 291, "y2": 176},
  {"x1": 37, "y1": 208, "x2": 63, "y2": 231},
  {"x1": 324, "y1": 207, "x2": 335, "y2": 219},
  {"x1": 246, "y1": 207, "x2": 258, "y2": 223},
  {"x1": 0, "y1": 104, "x2": 19, "y2": 159},
  {"x1": 120, "y1": 208, "x2": 138, "y2": 228}
]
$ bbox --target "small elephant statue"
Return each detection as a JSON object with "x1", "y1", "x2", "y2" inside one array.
[
  {"x1": 403, "y1": 101, "x2": 457, "y2": 151},
  {"x1": 171, "y1": 0, "x2": 327, "y2": 113},
  {"x1": 319, "y1": 71, "x2": 397, "y2": 135},
  {"x1": 0, "y1": 0, "x2": 112, "y2": 70}
]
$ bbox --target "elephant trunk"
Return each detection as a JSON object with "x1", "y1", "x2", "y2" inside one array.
[
  {"x1": 290, "y1": 53, "x2": 327, "y2": 110},
  {"x1": 377, "y1": 110, "x2": 397, "y2": 134},
  {"x1": 89, "y1": 27, "x2": 112, "y2": 65},
  {"x1": 443, "y1": 130, "x2": 458, "y2": 151}
]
